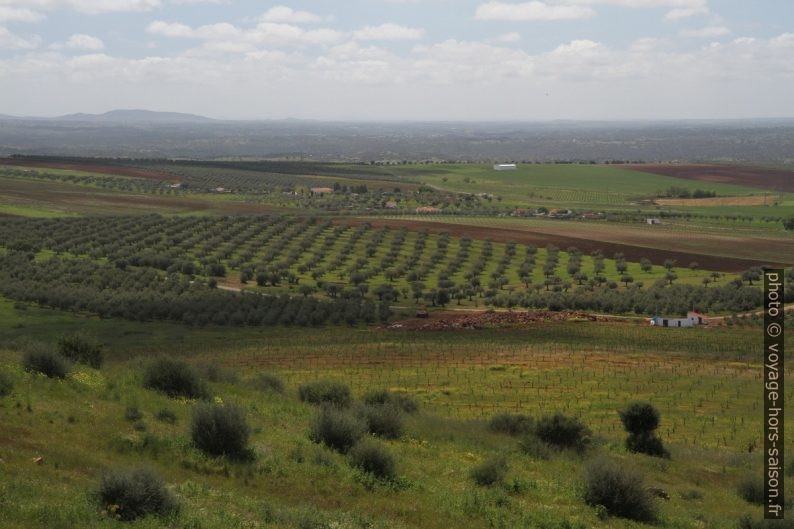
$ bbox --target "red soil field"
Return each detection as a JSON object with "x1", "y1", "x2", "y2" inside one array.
[
  {"x1": 624, "y1": 163, "x2": 794, "y2": 192},
  {"x1": 0, "y1": 159, "x2": 178, "y2": 182},
  {"x1": 340, "y1": 217, "x2": 780, "y2": 272}
]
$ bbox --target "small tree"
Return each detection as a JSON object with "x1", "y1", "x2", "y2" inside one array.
[
  {"x1": 22, "y1": 347, "x2": 69, "y2": 379},
  {"x1": 619, "y1": 402, "x2": 669, "y2": 458},
  {"x1": 143, "y1": 357, "x2": 208, "y2": 399},
  {"x1": 783, "y1": 215, "x2": 794, "y2": 231},
  {"x1": 350, "y1": 440, "x2": 396, "y2": 480},
  {"x1": 309, "y1": 407, "x2": 365, "y2": 453}
]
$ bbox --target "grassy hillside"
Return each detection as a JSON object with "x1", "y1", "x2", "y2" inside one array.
[{"x1": 0, "y1": 298, "x2": 786, "y2": 529}]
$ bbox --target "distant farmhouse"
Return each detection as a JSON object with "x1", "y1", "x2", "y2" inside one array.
[
  {"x1": 649, "y1": 311, "x2": 707, "y2": 328},
  {"x1": 311, "y1": 187, "x2": 334, "y2": 194},
  {"x1": 494, "y1": 164, "x2": 517, "y2": 171},
  {"x1": 646, "y1": 218, "x2": 662, "y2": 225}
]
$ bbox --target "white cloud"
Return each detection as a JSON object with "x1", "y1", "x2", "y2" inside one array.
[
  {"x1": 353, "y1": 23, "x2": 424, "y2": 41},
  {"x1": 560, "y1": 0, "x2": 710, "y2": 20},
  {"x1": 476, "y1": 1, "x2": 595, "y2": 21},
  {"x1": 63, "y1": 33, "x2": 104, "y2": 50},
  {"x1": 493, "y1": 32, "x2": 521, "y2": 43},
  {"x1": 0, "y1": 25, "x2": 40, "y2": 48},
  {"x1": 259, "y1": 6, "x2": 324, "y2": 24},
  {"x1": 0, "y1": 6, "x2": 43, "y2": 22},
  {"x1": 147, "y1": 19, "x2": 343, "y2": 47},
  {"x1": 680, "y1": 25, "x2": 730, "y2": 38},
  {"x1": 0, "y1": 0, "x2": 161, "y2": 15}
]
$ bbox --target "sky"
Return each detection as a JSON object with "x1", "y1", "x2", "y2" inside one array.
[{"x1": 0, "y1": 0, "x2": 792, "y2": 120}]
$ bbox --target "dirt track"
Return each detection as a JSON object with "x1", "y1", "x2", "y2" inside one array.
[
  {"x1": 624, "y1": 163, "x2": 794, "y2": 193},
  {"x1": 339, "y1": 217, "x2": 780, "y2": 272}
]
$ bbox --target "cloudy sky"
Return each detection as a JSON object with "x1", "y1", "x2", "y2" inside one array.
[{"x1": 0, "y1": 0, "x2": 792, "y2": 120}]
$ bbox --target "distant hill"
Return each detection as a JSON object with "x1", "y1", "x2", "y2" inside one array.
[{"x1": 56, "y1": 109, "x2": 214, "y2": 124}]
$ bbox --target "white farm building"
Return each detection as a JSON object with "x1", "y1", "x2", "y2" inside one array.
[
  {"x1": 494, "y1": 164, "x2": 517, "y2": 171},
  {"x1": 649, "y1": 311, "x2": 707, "y2": 328}
]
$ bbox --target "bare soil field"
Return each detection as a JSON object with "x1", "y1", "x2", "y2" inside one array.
[
  {"x1": 0, "y1": 159, "x2": 178, "y2": 181},
  {"x1": 656, "y1": 195, "x2": 771, "y2": 206},
  {"x1": 385, "y1": 310, "x2": 608, "y2": 330},
  {"x1": 625, "y1": 163, "x2": 794, "y2": 192},
  {"x1": 342, "y1": 217, "x2": 783, "y2": 271}
]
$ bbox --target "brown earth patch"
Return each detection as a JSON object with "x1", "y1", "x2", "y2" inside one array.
[
  {"x1": 384, "y1": 310, "x2": 610, "y2": 331},
  {"x1": 624, "y1": 163, "x2": 794, "y2": 193},
  {"x1": 338, "y1": 217, "x2": 783, "y2": 272},
  {"x1": 0, "y1": 159, "x2": 179, "y2": 182},
  {"x1": 656, "y1": 196, "x2": 772, "y2": 207}
]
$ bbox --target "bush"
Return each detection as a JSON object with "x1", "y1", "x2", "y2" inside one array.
[
  {"x1": 619, "y1": 402, "x2": 661, "y2": 434},
  {"x1": 362, "y1": 390, "x2": 419, "y2": 414},
  {"x1": 360, "y1": 404, "x2": 404, "y2": 439},
  {"x1": 22, "y1": 348, "x2": 69, "y2": 379},
  {"x1": 251, "y1": 373, "x2": 285, "y2": 394},
  {"x1": 583, "y1": 459, "x2": 657, "y2": 522},
  {"x1": 191, "y1": 402, "x2": 251, "y2": 459},
  {"x1": 534, "y1": 413, "x2": 591, "y2": 451},
  {"x1": 142, "y1": 357, "x2": 208, "y2": 399},
  {"x1": 155, "y1": 409, "x2": 177, "y2": 424},
  {"x1": 57, "y1": 332, "x2": 103, "y2": 368},
  {"x1": 470, "y1": 455, "x2": 508, "y2": 486},
  {"x1": 299, "y1": 380, "x2": 352, "y2": 408},
  {"x1": 0, "y1": 371, "x2": 12, "y2": 397},
  {"x1": 626, "y1": 432, "x2": 670, "y2": 459},
  {"x1": 97, "y1": 467, "x2": 178, "y2": 521},
  {"x1": 488, "y1": 413, "x2": 533, "y2": 436},
  {"x1": 349, "y1": 440, "x2": 396, "y2": 480},
  {"x1": 309, "y1": 407, "x2": 365, "y2": 454},
  {"x1": 737, "y1": 475, "x2": 765, "y2": 505}
]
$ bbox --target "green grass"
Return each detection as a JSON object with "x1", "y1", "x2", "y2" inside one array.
[
  {"x1": 388, "y1": 163, "x2": 765, "y2": 204},
  {"x1": 0, "y1": 297, "x2": 785, "y2": 529}
]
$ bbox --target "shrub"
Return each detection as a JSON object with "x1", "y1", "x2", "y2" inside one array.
[
  {"x1": 155, "y1": 409, "x2": 177, "y2": 424},
  {"x1": 626, "y1": 432, "x2": 670, "y2": 459},
  {"x1": 619, "y1": 402, "x2": 661, "y2": 434},
  {"x1": 22, "y1": 348, "x2": 69, "y2": 379},
  {"x1": 470, "y1": 455, "x2": 508, "y2": 486},
  {"x1": 534, "y1": 413, "x2": 591, "y2": 451},
  {"x1": 97, "y1": 467, "x2": 178, "y2": 521},
  {"x1": 0, "y1": 371, "x2": 12, "y2": 397},
  {"x1": 583, "y1": 459, "x2": 657, "y2": 522},
  {"x1": 251, "y1": 373, "x2": 285, "y2": 394},
  {"x1": 191, "y1": 402, "x2": 251, "y2": 459},
  {"x1": 488, "y1": 413, "x2": 533, "y2": 436},
  {"x1": 360, "y1": 404, "x2": 404, "y2": 439},
  {"x1": 309, "y1": 407, "x2": 365, "y2": 453},
  {"x1": 142, "y1": 357, "x2": 208, "y2": 399},
  {"x1": 737, "y1": 475, "x2": 765, "y2": 505},
  {"x1": 350, "y1": 440, "x2": 396, "y2": 480},
  {"x1": 362, "y1": 390, "x2": 419, "y2": 414},
  {"x1": 57, "y1": 332, "x2": 103, "y2": 368},
  {"x1": 299, "y1": 380, "x2": 352, "y2": 408}
]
